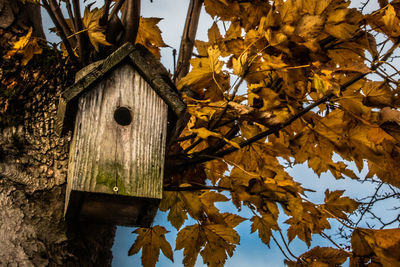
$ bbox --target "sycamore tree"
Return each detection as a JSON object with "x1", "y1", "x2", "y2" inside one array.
[{"x1": 2, "y1": 0, "x2": 400, "y2": 266}]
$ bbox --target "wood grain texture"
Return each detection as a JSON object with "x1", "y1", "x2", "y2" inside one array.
[
  {"x1": 56, "y1": 43, "x2": 186, "y2": 136},
  {"x1": 66, "y1": 63, "x2": 168, "y2": 221}
]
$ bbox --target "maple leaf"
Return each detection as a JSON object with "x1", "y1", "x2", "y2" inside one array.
[
  {"x1": 159, "y1": 191, "x2": 188, "y2": 230},
  {"x1": 129, "y1": 226, "x2": 173, "y2": 267},
  {"x1": 351, "y1": 228, "x2": 400, "y2": 266},
  {"x1": 322, "y1": 189, "x2": 359, "y2": 220},
  {"x1": 200, "y1": 223, "x2": 240, "y2": 266},
  {"x1": 286, "y1": 217, "x2": 312, "y2": 246},
  {"x1": 178, "y1": 46, "x2": 224, "y2": 92},
  {"x1": 82, "y1": 7, "x2": 111, "y2": 51},
  {"x1": 176, "y1": 224, "x2": 205, "y2": 267},
  {"x1": 5, "y1": 27, "x2": 42, "y2": 65},
  {"x1": 176, "y1": 223, "x2": 241, "y2": 267},
  {"x1": 250, "y1": 214, "x2": 280, "y2": 246},
  {"x1": 298, "y1": 246, "x2": 349, "y2": 266},
  {"x1": 204, "y1": 159, "x2": 228, "y2": 185},
  {"x1": 136, "y1": 17, "x2": 167, "y2": 59}
]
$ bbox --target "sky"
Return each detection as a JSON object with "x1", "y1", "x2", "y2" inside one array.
[{"x1": 39, "y1": 0, "x2": 398, "y2": 266}]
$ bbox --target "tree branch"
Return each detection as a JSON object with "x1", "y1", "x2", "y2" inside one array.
[
  {"x1": 42, "y1": 0, "x2": 78, "y2": 63},
  {"x1": 121, "y1": 0, "x2": 140, "y2": 44},
  {"x1": 47, "y1": 0, "x2": 74, "y2": 39},
  {"x1": 173, "y1": 39, "x2": 400, "y2": 168},
  {"x1": 174, "y1": 0, "x2": 203, "y2": 82},
  {"x1": 71, "y1": 0, "x2": 89, "y2": 65}
]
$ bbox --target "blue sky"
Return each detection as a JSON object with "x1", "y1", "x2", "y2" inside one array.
[{"x1": 39, "y1": 0, "x2": 397, "y2": 266}]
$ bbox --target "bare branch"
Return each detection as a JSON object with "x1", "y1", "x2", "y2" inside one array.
[
  {"x1": 109, "y1": 0, "x2": 126, "y2": 21},
  {"x1": 47, "y1": 0, "x2": 74, "y2": 39},
  {"x1": 174, "y1": 0, "x2": 203, "y2": 82},
  {"x1": 100, "y1": 0, "x2": 112, "y2": 26},
  {"x1": 42, "y1": 0, "x2": 78, "y2": 63},
  {"x1": 121, "y1": 0, "x2": 140, "y2": 44},
  {"x1": 71, "y1": 0, "x2": 88, "y2": 65},
  {"x1": 65, "y1": 0, "x2": 76, "y2": 32}
]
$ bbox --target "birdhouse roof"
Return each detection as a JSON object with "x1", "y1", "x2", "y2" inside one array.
[{"x1": 55, "y1": 43, "x2": 186, "y2": 136}]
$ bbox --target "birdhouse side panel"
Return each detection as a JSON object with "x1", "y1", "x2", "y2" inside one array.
[{"x1": 68, "y1": 64, "x2": 168, "y2": 200}]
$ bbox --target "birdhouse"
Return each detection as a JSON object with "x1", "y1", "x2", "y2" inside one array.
[{"x1": 55, "y1": 43, "x2": 185, "y2": 227}]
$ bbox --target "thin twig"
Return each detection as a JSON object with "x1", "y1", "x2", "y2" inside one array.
[
  {"x1": 100, "y1": 0, "x2": 112, "y2": 26},
  {"x1": 320, "y1": 232, "x2": 349, "y2": 253},
  {"x1": 65, "y1": 0, "x2": 76, "y2": 32},
  {"x1": 109, "y1": 0, "x2": 126, "y2": 20},
  {"x1": 278, "y1": 229, "x2": 299, "y2": 260},
  {"x1": 72, "y1": 0, "x2": 88, "y2": 65},
  {"x1": 355, "y1": 183, "x2": 383, "y2": 227},
  {"x1": 42, "y1": 0, "x2": 78, "y2": 63},
  {"x1": 271, "y1": 233, "x2": 293, "y2": 262}
]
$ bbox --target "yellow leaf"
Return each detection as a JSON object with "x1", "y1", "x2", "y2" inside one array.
[
  {"x1": 201, "y1": 223, "x2": 240, "y2": 265},
  {"x1": 265, "y1": 29, "x2": 287, "y2": 46},
  {"x1": 286, "y1": 217, "x2": 312, "y2": 246},
  {"x1": 295, "y1": 15, "x2": 324, "y2": 40},
  {"x1": 299, "y1": 246, "x2": 349, "y2": 265},
  {"x1": 324, "y1": 23, "x2": 359, "y2": 40},
  {"x1": 5, "y1": 27, "x2": 42, "y2": 65},
  {"x1": 322, "y1": 189, "x2": 359, "y2": 220},
  {"x1": 190, "y1": 127, "x2": 241, "y2": 149},
  {"x1": 178, "y1": 46, "x2": 224, "y2": 90},
  {"x1": 136, "y1": 17, "x2": 168, "y2": 59},
  {"x1": 176, "y1": 224, "x2": 204, "y2": 267},
  {"x1": 204, "y1": 159, "x2": 228, "y2": 185},
  {"x1": 129, "y1": 226, "x2": 173, "y2": 267},
  {"x1": 250, "y1": 214, "x2": 280, "y2": 245},
  {"x1": 302, "y1": 0, "x2": 332, "y2": 15},
  {"x1": 352, "y1": 228, "x2": 400, "y2": 266},
  {"x1": 313, "y1": 73, "x2": 334, "y2": 95},
  {"x1": 232, "y1": 52, "x2": 248, "y2": 76},
  {"x1": 383, "y1": 5, "x2": 400, "y2": 34},
  {"x1": 82, "y1": 7, "x2": 111, "y2": 51},
  {"x1": 222, "y1": 213, "x2": 246, "y2": 228},
  {"x1": 200, "y1": 191, "x2": 229, "y2": 223},
  {"x1": 159, "y1": 191, "x2": 188, "y2": 230}
]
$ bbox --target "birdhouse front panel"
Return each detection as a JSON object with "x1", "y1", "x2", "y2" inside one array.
[{"x1": 65, "y1": 63, "x2": 168, "y2": 225}]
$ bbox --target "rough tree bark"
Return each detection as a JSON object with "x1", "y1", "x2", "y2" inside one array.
[{"x1": 0, "y1": 1, "x2": 115, "y2": 266}]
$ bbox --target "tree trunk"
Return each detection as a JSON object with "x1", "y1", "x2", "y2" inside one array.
[{"x1": 0, "y1": 1, "x2": 115, "y2": 266}]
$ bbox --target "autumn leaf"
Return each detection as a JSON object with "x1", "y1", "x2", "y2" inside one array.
[
  {"x1": 129, "y1": 226, "x2": 173, "y2": 267},
  {"x1": 322, "y1": 189, "x2": 359, "y2": 220},
  {"x1": 159, "y1": 191, "x2": 188, "y2": 230},
  {"x1": 204, "y1": 159, "x2": 228, "y2": 185},
  {"x1": 176, "y1": 223, "x2": 241, "y2": 267},
  {"x1": 82, "y1": 7, "x2": 111, "y2": 51},
  {"x1": 176, "y1": 224, "x2": 204, "y2": 267},
  {"x1": 299, "y1": 246, "x2": 349, "y2": 265},
  {"x1": 5, "y1": 27, "x2": 42, "y2": 65},
  {"x1": 136, "y1": 17, "x2": 168, "y2": 59},
  {"x1": 250, "y1": 214, "x2": 280, "y2": 246},
  {"x1": 178, "y1": 46, "x2": 224, "y2": 91},
  {"x1": 351, "y1": 228, "x2": 400, "y2": 266},
  {"x1": 190, "y1": 127, "x2": 241, "y2": 149}
]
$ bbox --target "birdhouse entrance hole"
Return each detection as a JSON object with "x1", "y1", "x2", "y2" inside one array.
[{"x1": 114, "y1": 106, "x2": 132, "y2": 126}]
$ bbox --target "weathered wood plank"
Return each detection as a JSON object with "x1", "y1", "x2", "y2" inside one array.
[
  {"x1": 65, "y1": 64, "x2": 168, "y2": 225},
  {"x1": 56, "y1": 43, "x2": 186, "y2": 136}
]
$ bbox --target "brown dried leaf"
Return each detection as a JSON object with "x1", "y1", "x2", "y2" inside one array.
[{"x1": 129, "y1": 226, "x2": 173, "y2": 267}]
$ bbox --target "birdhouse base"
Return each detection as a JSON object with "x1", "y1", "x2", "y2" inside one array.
[{"x1": 65, "y1": 191, "x2": 160, "y2": 227}]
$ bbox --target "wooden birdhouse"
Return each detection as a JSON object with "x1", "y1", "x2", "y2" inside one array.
[{"x1": 56, "y1": 43, "x2": 185, "y2": 226}]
